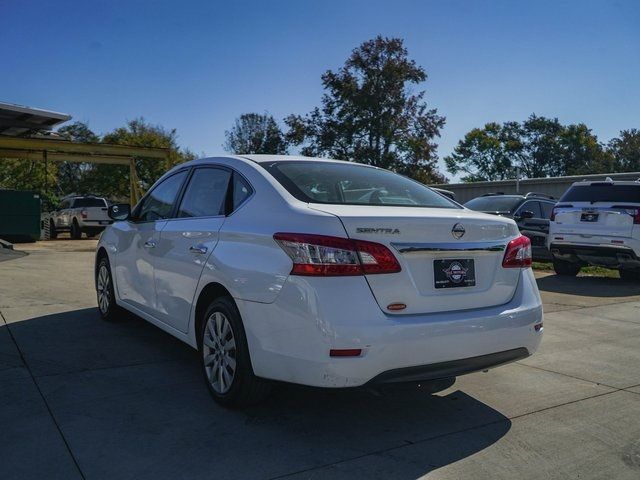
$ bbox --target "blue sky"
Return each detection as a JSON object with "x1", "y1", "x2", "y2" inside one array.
[{"x1": 2, "y1": 0, "x2": 639, "y2": 181}]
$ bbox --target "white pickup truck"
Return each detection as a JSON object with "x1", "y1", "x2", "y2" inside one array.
[{"x1": 48, "y1": 195, "x2": 113, "y2": 239}]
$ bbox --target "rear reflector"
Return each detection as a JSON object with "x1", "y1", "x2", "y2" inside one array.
[
  {"x1": 330, "y1": 349, "x2": 362, "y2": 357},
  {"x1": 274, "y1": 233, "x2": 401, "y2": 276},
  {"x1": 612, "y1": 240, "x2": 624, "y2": 244},
  {"x1": 502, "y1": 235, "x2": 532, "y2": 268},
  {"x1": 386, "y1": 303, "x2": 407, "y2": 311}
]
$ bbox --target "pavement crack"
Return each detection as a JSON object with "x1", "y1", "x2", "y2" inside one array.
[{"x1": 0, "y1": 309, "x2": 87, "y2": 480}]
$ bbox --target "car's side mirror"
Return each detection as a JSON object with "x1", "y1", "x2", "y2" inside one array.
[
  {"x1": 518, "y1": 210, "x2": 535, "y2": 219},
  {"x1": 108, "y1": 204, "x2": 131, "y2": 221}
]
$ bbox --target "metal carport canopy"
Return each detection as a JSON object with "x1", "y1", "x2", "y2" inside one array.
[{"x1": 0, "y1": 102, "x2": 169, "y2": 205}]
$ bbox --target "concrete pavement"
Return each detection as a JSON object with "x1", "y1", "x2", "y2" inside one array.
[{"x1": 1, "y1": 240, "x2": 639, "y2": 479}]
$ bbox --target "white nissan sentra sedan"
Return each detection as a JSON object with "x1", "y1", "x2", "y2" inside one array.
[{"x1": 96, "y1": 155, "x2": 543, "y2": 406}]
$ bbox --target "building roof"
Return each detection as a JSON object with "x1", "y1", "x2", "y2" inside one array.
[{"x1": 0, "y1": 101, "x2": 71, "y2": 137}]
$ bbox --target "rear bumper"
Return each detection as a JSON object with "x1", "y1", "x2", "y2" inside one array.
[
  {"x1": 369, "y1": 348, "x2": 529, "y2": 384},
  {"x1": 80, "y1": 221, "x2": 112, "y2": 229},
  {"x1": 237, "y1": 268, "x2": 543, "y2": 388},
  {"x1": 550, "y1": 239, "x2": 640, "y2": 267}
]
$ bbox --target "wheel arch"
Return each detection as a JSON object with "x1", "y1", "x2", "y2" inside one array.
[{"x1": 194, "y1": 282, "x2": 236, "y2": 350}]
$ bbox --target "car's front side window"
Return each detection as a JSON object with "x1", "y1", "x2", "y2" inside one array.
[
  {"x1": 178, "y1": 168, "x2": 231, "y2": 218},
  {"x1": 136, "y1": 170, "x2": 188, "y2": 222}
]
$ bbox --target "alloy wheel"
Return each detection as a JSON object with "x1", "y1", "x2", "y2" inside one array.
[
  {"x1": 97, "y1": 265, "x2": 111, "y2": 314},
  {"x1": 202, "y1": 311, "x2": 237, "y2": 394}
]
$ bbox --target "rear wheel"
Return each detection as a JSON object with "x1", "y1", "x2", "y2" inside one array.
[
  {"x1": 553, "y1": 259, "x2": 581, "y2": 276},
  {"x1": 200, "y1": 297, "x2": 271, "y2": 407},
  {"x1": 71, "y1": 219, "x2": 82, "y2": 240},
  {"x1": 49, "y1": 219, "x2": 57, "y2": 240},
  {"x1": 619, "y1": 268, "x2": 640, "y2": 282}
]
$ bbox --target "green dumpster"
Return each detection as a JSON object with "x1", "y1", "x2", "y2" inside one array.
[{"x1": 0, "y1": 189, "x2": 42, "y2": 242}]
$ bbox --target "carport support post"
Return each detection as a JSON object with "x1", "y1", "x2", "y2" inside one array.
[
  {"x1": 129, "y1": 158, "x2": 141, "y2": 206},
  {"x1": 43, "y1": 150, "x2": 48, "y2": 200}
]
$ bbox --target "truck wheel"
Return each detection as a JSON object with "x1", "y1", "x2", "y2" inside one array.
[
  {"x1": 71, "y1": 219, "x2": 82, "y2": 240},
  {"x1": 619, "y1": 268, "x2": 640, "y2": 282},
  {"x1": 553, "y1": 260, "x2": 581, "y2": 276},
  {"x1": 49, "y1": 220, "x2": 57, "y2": 240}
]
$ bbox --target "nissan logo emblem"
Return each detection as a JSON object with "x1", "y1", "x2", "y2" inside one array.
[{"x1": 451, "y1": 223, "x2": 465, "y2": 239}]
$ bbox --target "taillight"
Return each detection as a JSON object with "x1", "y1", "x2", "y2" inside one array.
[
  {"x1": 550, "y1": 207, "x2": 557, "y2": 221},
  {"x1": 273, "y1": 233, "x2": 401, "y2": 276},
  {"x1": 502, "y1": 235, "x2": 532, "y2": 268},
  {"x1": 612, "y1": 206, "x2": 640, "y2": 224},
  {"x1": 81, "y1": 210, "x2": 88, "y2": 219}
]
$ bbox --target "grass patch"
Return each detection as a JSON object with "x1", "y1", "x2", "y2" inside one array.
[{"x1": 531, "y1": 261, "x2": 619, "y2": 278}]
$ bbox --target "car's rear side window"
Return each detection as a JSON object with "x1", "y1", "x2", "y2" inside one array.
[
  {"x1": 73, "y1": 198, "x2": 107, "y2": 208},
  {"x1": 178, "y1": 168, "x2": 231, "y2": 218},
  {"x1": 560, "y1": 184, "x2": 640, "y2": 203},
  {"x1": 261, "y1": 161, "x2": 459, "y2": 208}
]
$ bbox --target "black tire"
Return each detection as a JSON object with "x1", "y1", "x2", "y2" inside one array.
[
  {"x1": 199, "y1": 297, "x2": 271, "y2": 407},
  {"x1": 49, "y1": 219, "x2": 57, "y2": 240},
  {"x1": 619, "y1": 268, "x2": 640, "y2": 282},
  {"x1": 553, "y1": 259, "x2": 581, "y2": 276},
  {"x1": 71, "y1": 219, "x2": 82, "y2": 240},
  {"x1": 96, "y1": 256, "x2": 123, "y2": 321}
]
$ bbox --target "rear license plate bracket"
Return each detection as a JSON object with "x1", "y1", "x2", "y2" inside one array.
[
  {"x1": 434, "y1": 259, "x2": 476, "y2": 289},
  {"x1": 580, "y1": 213, "x2": 599, "y2": 222}
]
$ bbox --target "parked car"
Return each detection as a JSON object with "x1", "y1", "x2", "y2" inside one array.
[
  {"x1": 464, "y1": 192, "x2": 556, "y2": 261},
  {"x1": 95, "y1": 155, "x2": 543, "y2": 406},
  {"x1": 548, "y1": 179, "x2": 640, "y2": 280},
  {"x1": 431, "y1": 187, "x2": 456, "y2": 200},
  {"x1": 49, "y1": 195, "x2": 112, "y2": 239}
]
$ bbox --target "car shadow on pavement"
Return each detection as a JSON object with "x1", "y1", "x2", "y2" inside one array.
[
  {"x1": 2, "y1": 308, "x2": 512, "y2": 480},
  {"x1": 536, "y1": 274, "x2": 640, "y2": 297}
]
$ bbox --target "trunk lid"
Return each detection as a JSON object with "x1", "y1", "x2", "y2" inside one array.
[{"x1": 309, "y1": 204, "x2": 521, "y2": 315}]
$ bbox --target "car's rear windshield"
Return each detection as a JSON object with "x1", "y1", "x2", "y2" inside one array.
[
  {"x1": 560, "y1": 184, "x2": 640, "y2": 203},
  {"x1": 73, "y1": 198, "x2": 106, "y2": 208},
  {"x1": 260, "y1": 161, "x2": 459, "y2": 208},
  {"x1": 464, "y1": 196, "x2": 522, "y2": 213}
]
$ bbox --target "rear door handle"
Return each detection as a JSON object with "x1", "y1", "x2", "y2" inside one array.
[
  {"x1": 189, "y1": 245, "x2": 208, "y2": 254},
  {"x1": 144, "y1": 240, "x2": 156, "y2": 248}
]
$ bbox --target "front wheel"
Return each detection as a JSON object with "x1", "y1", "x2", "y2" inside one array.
[
  {"x1": 200, "y1": 297, "x2": 271, "y2": 407},
  {"x1": 96, "y1": 257, "x2": 123, "y2": 321},
  {"x1": 553, "y1": 259, "x2": 581, "y2": 276}
]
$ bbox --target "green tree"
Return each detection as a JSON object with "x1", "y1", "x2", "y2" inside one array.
[
  {"x1": 447, "y1": 114, "x2": 611, "y2": 181},
  {"x1": 83, "y1": 118, "x2": 195, "y2": 201},
  {"x1": 285, "y1": 36, "x2": 446, "y2": 183},
  {"x1": 224, "y1": 113, "x2": 288, "y2": 155},
  {"x1": 56, "y1": 121, "x2": 100, "y2": 196},
  {"x1": 444, "y1": 122, "x2": 521, "y2": 181},
  {"x1": 608, "y1": 129, "x2": 640, "y2": 172}
]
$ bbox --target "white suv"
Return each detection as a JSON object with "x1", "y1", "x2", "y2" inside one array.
[
  {"x1": 548, "y1": 179, "x2": 640, "y2": 280},
  {"x1": 96, "y1": 155, "x2": 543, "y2": 406}
]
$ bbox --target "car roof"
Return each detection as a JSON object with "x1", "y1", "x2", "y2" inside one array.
[{"x1": 570, "y1": 180, "x2": 640, "y2": 186}]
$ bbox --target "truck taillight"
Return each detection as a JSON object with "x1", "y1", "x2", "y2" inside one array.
[
  {"x1": 613, "y1": 206, "x2": 640, "y2": 224},
  {"x1": 273, "y1": 233, "x2": 401, "y2": 276},
  {"x1": 502, "y1": 235, "x2": 532, "y2": 268},
  {"x1": 550, "y1": 207, "x2": 557, "y2": 221},
  {"x1": 81, "y1": 210, "x2": 88, "y2": 219}
]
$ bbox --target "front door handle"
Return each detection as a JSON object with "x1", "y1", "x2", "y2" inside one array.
[
  {"x1": 144, "y1": 240, "x2": 156, "y2": 248},
  {"x1": 189, "y1": 244, "x2": 208, "y2": 254}
]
